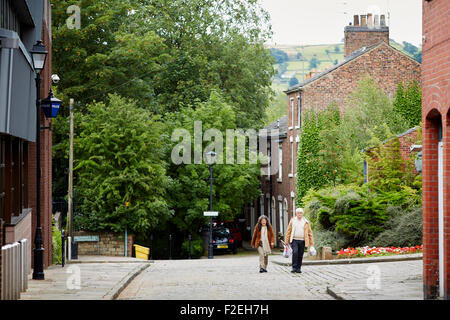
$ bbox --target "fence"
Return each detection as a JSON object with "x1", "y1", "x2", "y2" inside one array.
[{"x1": 0, "y1": 239, "x2": 29, "y2": 300}]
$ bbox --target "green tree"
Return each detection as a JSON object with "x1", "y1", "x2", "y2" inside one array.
[
  {"x1": 51, "y1": 0, "x2": 275, "y2": 200},
  {"x1": 392, "y1": 80, "x2": 422, "y2": 128},
  {"x1": 73, "y1": 94, "x2": 172, "y2": 236},
  {"x1": 296, "y1": 108, "x2": 327, "y2": 206},
  {"x1": 166, "y1": 92, "x2": 261, "y2": 234}
]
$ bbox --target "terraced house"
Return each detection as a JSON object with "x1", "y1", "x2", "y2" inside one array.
[
  {"x1": 247, "y1": 13, "x2": 421, "y2": 245},
  {"x1": 1, "y1": 0, "x2": 54, "y2": 299}
]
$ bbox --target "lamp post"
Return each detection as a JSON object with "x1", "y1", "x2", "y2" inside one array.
[
  {"x1": 31, "y1": 40, "x2": 48, "y2": 280},
  {"x1": 205, "y1": 151, "x2": 217, "y2": 259},
  {"x1": 30, "y1": 40, "x2": 62, "y2": 280}
]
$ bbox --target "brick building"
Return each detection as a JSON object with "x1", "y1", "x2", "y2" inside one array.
[
  {"x1": 246, "y1": 13, "x2": 421, "y2": 243},
  {"x1": 421, "y1": 0, "x2": 449, "y2": 300},
  {"x1": 1, "y1": 0, "x2": 54, "y2": 290}
]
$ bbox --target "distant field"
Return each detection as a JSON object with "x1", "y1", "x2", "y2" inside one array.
[
  {"x1": 269, "y1": 40, "x2": 419, "y2": 88},
  {"x1": 265, "y1": 40, "x2": 421, "y2": 125}
]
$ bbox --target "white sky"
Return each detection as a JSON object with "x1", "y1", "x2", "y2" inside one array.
[{"x1": 260, "y1": 0, "x2": 422, "y2": 47}]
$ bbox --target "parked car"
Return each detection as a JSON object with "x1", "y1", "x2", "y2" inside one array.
[
  {"x1": 212, "y1": 227, "x2": 237, "y2": 254},
  {"x1": 216, "y1": 220, "x2": 242, "y2": 247}
]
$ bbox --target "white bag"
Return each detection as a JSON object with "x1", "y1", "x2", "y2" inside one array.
[
  {"x1": 281, "y1": 240, "x2": 292, "y2": 258},
  {"x1": 309, "y1": 246, "x2": 317, "y2": 256}
]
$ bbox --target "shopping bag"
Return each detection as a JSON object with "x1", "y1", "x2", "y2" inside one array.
[
  {"x1": 281, "y1": 240, "x2": 292, "y2": 258},
  {"x1": 309, "y1": 246, "x2": 317, "y2": 257}
]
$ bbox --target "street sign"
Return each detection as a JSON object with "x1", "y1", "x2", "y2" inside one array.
[{"x1": 203, "y1": 211, "x2": 219, "y2": 216}]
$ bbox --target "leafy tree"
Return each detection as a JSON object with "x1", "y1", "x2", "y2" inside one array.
[
  {"x1": 393, "y1": 80, "x2": 422, "y2": 128},
  {"x1": 309, "y1": 56, "x2": 320, "y2": 69},
  {"x1": 73, "y1": 94, "x2": 172, "y2": 236},
  {"x1": 270, "y1": 48, "x2": 288, "y2": 64},
  {"x1": 51, "y1": 0, "x2": 275, "y2": 200},
  {"x1": 402, "y1": 41, "x2": 418, "y2": 55},
  {"x1": 166, "y1": 91, "x2": 262, "y2": 235},
  {"x1": 265, "y1": 90, "x2": 287, "y2": 125},
  {"x1": 340, "y1": 77, "x2": 408, "y2": 152},
  {"x1": 296, "y1": 108, "x2": 327, "y2": 206},
  {"x1": 289, "y1": 76, "x2": 299, "y2": 87}
]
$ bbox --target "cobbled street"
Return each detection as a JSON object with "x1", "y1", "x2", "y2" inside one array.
[{"x1": 117, "y1": 253, "x2": 422, "y2": 300}]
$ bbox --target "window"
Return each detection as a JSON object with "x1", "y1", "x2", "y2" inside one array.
[
  {"x1": 289, "y1": 138, "x2": 294, "y2": 177},
  {"x1": 297, "y1": 95, "x2": 302, "y2": 129},
  {"x1": 260, "y1": 195, "x2": 264, "y2": 216},
  {"x1": 278, "y1": 144, "x2": 282, "y2": 181},
  {"x1": 278, "y1": 199, "x2": 283, "y2": 235},
  {"x1": 0, "y1": 135, "x2": 29, "y2": 223},
  {"x1": 289, "y1": 98, "x2": 295, "y2": 130},
  {"x1": 0, "y1": 0, "x2": 21, "y2": 35},
  {"x1": 0, "y1": 136, "x2": 5, "y2": 221}
]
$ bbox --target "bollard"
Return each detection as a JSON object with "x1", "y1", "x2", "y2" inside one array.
[
  {"x1": 169, "y1": 234, "x2": 172, "y2": 260},
  {"x1": 188, "y1": 234, "x2": 192, "y2": 259},
  {"x1": 149, "y1": 233, "x2": 153, "y2": 260},
  {"x1": 67, "y1": 236, "x2": 71, "y2": 261},
  {"x1": 61, "y1": 230, "x2": 65, "y2": 267}
]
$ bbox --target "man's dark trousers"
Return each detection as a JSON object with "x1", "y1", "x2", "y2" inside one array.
[{"x1": 291, "y1": 239, "x2": 305, "y2": 271}]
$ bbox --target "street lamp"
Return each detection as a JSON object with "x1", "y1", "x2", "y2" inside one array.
[
  {"x1": 205, "y1": 151, "x2": 217, "y2": 259},
  {"x1": 30, "y1": 40, "x2": 62, "y2": 280}
]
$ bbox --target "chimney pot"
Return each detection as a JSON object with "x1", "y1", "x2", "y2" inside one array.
[
  {"x1": 367, "y1": 13, "x2": 373, "y2": 28},
  {"x1": 380, "y1": 14, "x2": 386, "y2": 27},
  {"x1": 353, "y1": 15, "x2": 359, "y2": 27},
  {"x1": 360, "y1": 15, "x2": 367, "y2": 27},
  {"x1": 374, "y1": 15, "x2": 380, "y2": 28}
]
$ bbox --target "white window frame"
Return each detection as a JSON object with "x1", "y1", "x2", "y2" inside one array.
[
  {"x1": 289, "y1": 98, "x2": 294, "y2": 130},
  {"x1": 289, "y1": 136, "x2": 294, "y2": 177},
  {"x1": 278, "y1": 144, "x2": 282, "y2": 182},
  {"x1": 296, "y1": 95, "x2": 301, "y2": 129}
]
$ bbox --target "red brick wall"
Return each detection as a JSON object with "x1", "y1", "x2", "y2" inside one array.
[
  {"x1": 260, "y1": 135, "x2": 293, "y2": 243},
  {"x1": 344, "y1": 27, "x2": 389, "y2": 57},
  {"x1": 421, "y1": 0, "x2": 450, "y2": 300},
  {"x1": 293, "y1": 43, "x2": 421, "y2": 115}
]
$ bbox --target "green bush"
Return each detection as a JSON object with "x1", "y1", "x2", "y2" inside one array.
[
  {"x1": 181, "y1": 236, "x2": 204, "y2": 259},
  {"x1": 52, "y1": 223, "x2": 62, "y2": 265},
  {"x1": 369, "y1": 207, "x2": 422, "y2": 247},
  {"x1": 304, "y1": 183, "x2": 420, "y2": 249}
]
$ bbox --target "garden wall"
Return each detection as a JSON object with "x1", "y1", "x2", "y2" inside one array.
[{"x1": 73, "y1": 231, "x2": 134, "y2": 257}]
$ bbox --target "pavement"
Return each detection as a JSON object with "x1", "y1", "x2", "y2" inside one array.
[
  {"x1": 18, "y1": 246, "x2": 424, "y2": 300},
  {"x1": 20, "y1": 255, "x2": 151, "y2": 300}
]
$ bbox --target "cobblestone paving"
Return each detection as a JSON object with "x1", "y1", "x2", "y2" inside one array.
[{"x1": 117, "y1": 254, "x2": 422, "y2": 300}]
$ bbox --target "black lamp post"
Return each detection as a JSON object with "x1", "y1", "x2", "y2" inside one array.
[
  {"x1": 205, "y1": 151, "x2": 217, "y2": 259},
  {"x1": 30, "y1": 40, "x2": 62, "y2": 280}
]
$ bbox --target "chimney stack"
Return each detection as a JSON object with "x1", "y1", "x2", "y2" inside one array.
[{"x1": 344, "y1": 13, "x2": 389, "y2": 57}]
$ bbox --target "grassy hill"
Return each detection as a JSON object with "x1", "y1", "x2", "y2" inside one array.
[{"x1": 265, "y1": 40, "x2": 421, "y2": 124}]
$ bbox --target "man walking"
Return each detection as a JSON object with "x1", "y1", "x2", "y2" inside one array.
[{"x1": 284, "y1": 208, "x2": 314, "y2": 273}]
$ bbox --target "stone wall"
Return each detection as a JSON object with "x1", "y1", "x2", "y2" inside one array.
[{"x1": 74, "y1": 231, "x2": 134, "y2": 257}]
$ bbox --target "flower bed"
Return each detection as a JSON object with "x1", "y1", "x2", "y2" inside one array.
[{"x1": 336, "y1": 245, "x2": 423, "y2": 258}]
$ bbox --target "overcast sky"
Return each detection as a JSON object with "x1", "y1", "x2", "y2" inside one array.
[{"x1": 260, "y1": 0, "x2": 422, "y2": 47}]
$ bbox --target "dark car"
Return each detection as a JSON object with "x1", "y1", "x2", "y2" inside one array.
[
  {"x1": 216, "y1": 220, "x2": 243, "y2": 247},
  {"x1": 212, "y1": 227, "x2": 237, "y2": 254}
]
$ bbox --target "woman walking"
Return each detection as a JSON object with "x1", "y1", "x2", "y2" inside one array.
[
  {"x1": 251, "y1": 215, "x2": 275, "y2": 273},
  {"x1": 284, "y1": 208, "x2": 314, "y2": 273}
]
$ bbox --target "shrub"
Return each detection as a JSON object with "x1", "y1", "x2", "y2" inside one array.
[
  {"x1": 181, "y1": 236, "x2": 204, "y2": 259},
  {"x1": 52, "y1": 222, "x2": 62, "y2": 265},
  {"x1": 304, "y1": 183, "x2": 420, "y2": 248},
  {"x1": 369, "y1": 207, "x2": 422, "y2": 247}
]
